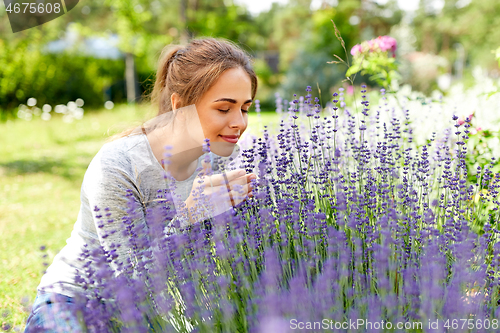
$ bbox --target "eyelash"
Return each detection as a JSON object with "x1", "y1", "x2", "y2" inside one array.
[{"x1": 218, "y1": 109, "x2": 249, "y2": 113}]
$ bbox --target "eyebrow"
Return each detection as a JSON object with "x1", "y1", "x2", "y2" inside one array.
[{"x1": 213, "y1": 98, "x2": 253, "y2": 104}]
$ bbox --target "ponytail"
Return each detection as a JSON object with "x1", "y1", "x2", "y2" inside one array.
[{"x1": 149, "y1": 45, "x2": 186, "y2": 115}]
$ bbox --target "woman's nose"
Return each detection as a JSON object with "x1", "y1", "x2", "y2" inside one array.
[{"x1": 229, "y1": 110, "x2": 247, "y2": 129}]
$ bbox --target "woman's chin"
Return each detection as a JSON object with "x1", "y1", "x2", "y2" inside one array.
[{"x1": 210, "y1": 141, "x2": 237, "y2": 157}]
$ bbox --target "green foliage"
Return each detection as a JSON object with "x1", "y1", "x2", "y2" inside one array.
[
  {"x1": 252, "y1": 58, "x2": 281, "y2": 109},
  {"x1": 0, "y1": 39, "x2": 125, "y2": 119},
  {"x1": 412, "y1": 0, "x2": 500, "y2": 71},
  {"x1": 466, "y1": 128, "x2": 500, "y2": 178},
  {"x1": 277, "y1": 3, "x2": 362, "y2": 105},
  {"x1": 494, "y1": 46, "x2": 500, "y2": 68},
  {"x1": 310, "y1": 3, "x2": 358, "y2": 57},
  {"x1": 280, "y1": 49, "x2": 345, "y2": 105},
  {"x1": 187, "y1": 2, "x2": 256, "y2": 46},
  {"x1": 0, "y1": 0, "x2": 265, "y2": 117},
  {"x1": 346, "y1": 51, "x2": 400, "y2": 91},
  {"x1": 3, "y1": 0, "x2": 497, "y2": 119}
]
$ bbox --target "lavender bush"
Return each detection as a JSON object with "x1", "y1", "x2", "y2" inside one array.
[{"x1": 36, "y1": 84, "x2": 500, "y2": 333}]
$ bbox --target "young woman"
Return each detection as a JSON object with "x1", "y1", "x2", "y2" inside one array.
[{"x1": 24, "y1": 37, "x2": 258, "y2": 332}]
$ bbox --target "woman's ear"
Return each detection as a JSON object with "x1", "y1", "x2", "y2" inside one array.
[{"x1": 171, "y1": 92, "x2": 182, "y2": 110}]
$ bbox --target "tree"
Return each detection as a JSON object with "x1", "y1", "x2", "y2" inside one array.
[{"x1": 411, "y1": 0, "x2": 500, "y2": 73}]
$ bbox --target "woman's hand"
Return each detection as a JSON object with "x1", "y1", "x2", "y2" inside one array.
[{"x1": 184, "y1": 161, "x2": 257, "y2": 224}]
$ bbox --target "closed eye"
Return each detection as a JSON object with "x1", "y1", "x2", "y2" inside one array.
[{"x1": 218, "y1": 109, "x2": 249, "y2": 113}]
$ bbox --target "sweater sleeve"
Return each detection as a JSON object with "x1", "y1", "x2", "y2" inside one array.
[{"x1": 81, "y1": 146, "x2": 148, "y2": 277}]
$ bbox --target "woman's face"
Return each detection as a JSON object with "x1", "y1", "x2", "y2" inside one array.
[{"x1": 195, "y1": 67, "x2": 253, "y2": 157}]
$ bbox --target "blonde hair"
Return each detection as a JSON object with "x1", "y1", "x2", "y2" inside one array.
[{"x1": 108, "y1": 37, "x2": 258, "y2": 141}]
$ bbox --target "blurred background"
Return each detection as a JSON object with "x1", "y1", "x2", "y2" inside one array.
[
  {"x1": 1, "y1": 0, "x2": 499, "y2": 117},
  {"x1": 2, "y1": 0, "x2": 500, "y2": 330}
]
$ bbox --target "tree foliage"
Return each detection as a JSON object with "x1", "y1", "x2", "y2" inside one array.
[
  {"x1": 0, "y1": 0, "x2": 498, "y2": 118},
  {"x1": 412, "y1": 0, "x2": 500, "y2": 71}
]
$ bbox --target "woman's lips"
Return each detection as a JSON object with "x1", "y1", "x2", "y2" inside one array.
[{"x1": 219, "y1": 135, "x2": 238, "y2": 143}]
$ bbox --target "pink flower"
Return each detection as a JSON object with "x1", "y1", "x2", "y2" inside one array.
[
  {"x1": 375, "y1": 36, "x2": 397, "y2": 57},
  {"x1": 470, "y1": 127, "x2": 482, "y2": 135},
  {"x1": 351, "y1": 36, "x2": 397, "y2": 57},
  {"x1": 457, "y1": 113, "x2": 474, "y2": 126},
  {"x1": 366, "y1": 39, "x2": 375, "y2": 51},
  {"x1": 351, "y1": 44, "x2": 362, "y2": 56},
  {"x1": 347, "y1": 85, "x2": 354, "y2": 95}
]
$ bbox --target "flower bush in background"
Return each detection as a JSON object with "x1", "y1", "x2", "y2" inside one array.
[
  {"x1": 350, "y1": 36, "x2": 397, "y2": 58},
  {"x1": 374, "y1": 65, "x2": 500, "y2": 182},
  {"x1": 346, "y1": 35, "x2": 400, "y2": 91},
  {"x1": 33, "y1": 83, "x2": 500, "y2": 332}
]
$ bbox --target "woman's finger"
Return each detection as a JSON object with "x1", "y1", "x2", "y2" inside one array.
[
  {"x1": 200, "y1": 182, "x2": 253, "y2": 206},
  {"x1": 200, "y1": 154, "x2": 213, "y2": 176},
  {"x1": 221, "y1": 172, "x2": 257, "y2": 187},
  {"x1": 190, "y1": 176, "x2": 254, "y2": 218},
  {"x1": 246, "y1": 173, "x2": 258, "y2": 183},
  {"x1": 227, "y1": 183, "x2": 253, "y2": 204},
  {"x1": 207, "y1": 169, "x2": 246, "y2": 187}
]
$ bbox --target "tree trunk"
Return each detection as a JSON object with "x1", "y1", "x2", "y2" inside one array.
[
  {"x1": 125, "y1": 52, "x2": 140, "y2": 104},
  {"x1": 180, "y1": 0, "x2": 189, "y2": 44}
]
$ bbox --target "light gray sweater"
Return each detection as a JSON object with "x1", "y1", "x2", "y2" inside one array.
[{"x1": 38, "y1": 133, "x2": 211, "y2": 297}]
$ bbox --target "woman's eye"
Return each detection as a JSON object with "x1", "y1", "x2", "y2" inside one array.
[{"x1": 217, "y1": 108, "x2": 249, "y2": 113}]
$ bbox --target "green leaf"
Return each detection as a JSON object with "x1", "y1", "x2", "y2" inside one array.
[{"x1": 346, "y1": 64, "x2": 361, "y2": 78}]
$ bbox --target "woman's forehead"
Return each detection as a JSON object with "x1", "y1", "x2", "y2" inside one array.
[{"x1": 205, "y1": 69, "x2": 252, "y2": 99}]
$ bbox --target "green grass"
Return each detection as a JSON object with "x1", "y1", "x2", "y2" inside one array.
[{"x1": 0, "y1": 105, "x2": 280, "y2": 330}]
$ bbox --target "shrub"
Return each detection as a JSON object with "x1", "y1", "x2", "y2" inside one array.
[{"x1": 0, "y1": 39, "x2": 125, "y2": 119}]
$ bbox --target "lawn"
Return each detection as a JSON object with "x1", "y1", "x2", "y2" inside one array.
[{"x1": 0, "y1": 104, "x2": 280, "y2": 331}]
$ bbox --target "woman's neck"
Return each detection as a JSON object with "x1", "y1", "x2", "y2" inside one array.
[{"x1": 146, "y1": 127, "x2": 205, "y2": 181}]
